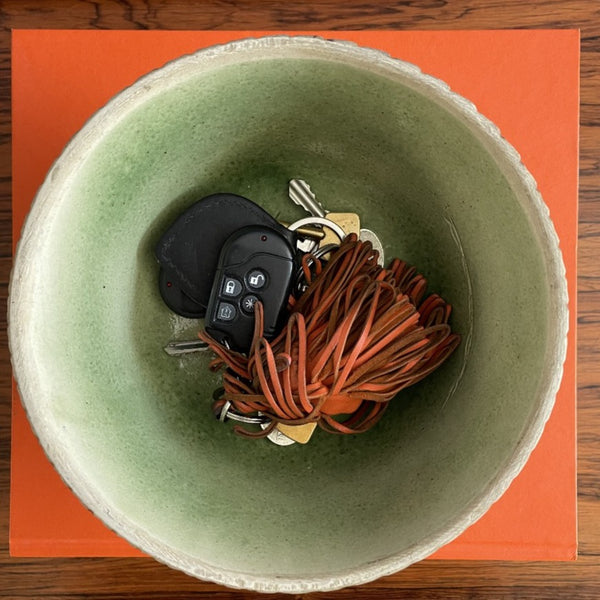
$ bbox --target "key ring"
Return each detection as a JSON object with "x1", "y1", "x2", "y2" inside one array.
[
  {"x1": 218, "y1": 400, "x2": 271, "y2": 425},
  {"x1": 294, "y1": 243, "x2": 341, "y2": 294},
  {"x1": 287, "y1": 216, "x2": 346, "y2": 242}
]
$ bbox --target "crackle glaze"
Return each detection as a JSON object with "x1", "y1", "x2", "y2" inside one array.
[{"x1": 9, "y1": 36, "x2": 568, "y2": 593}]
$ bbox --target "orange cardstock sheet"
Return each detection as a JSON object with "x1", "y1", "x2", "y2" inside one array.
[{"x1": 10, "y1": 30, "x2": 578, "y2": 560}]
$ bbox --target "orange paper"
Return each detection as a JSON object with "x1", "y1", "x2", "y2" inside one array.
[{"x1": 11, "y1": 30, "x2": 578, "y2": 560}]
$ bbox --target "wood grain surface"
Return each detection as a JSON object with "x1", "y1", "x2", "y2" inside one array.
[{"x1": 1, "y1": 1, "x2": 599, "y2": 598}]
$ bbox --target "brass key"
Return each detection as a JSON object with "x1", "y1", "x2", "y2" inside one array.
[
  {"x1": 321, "y1": 212, "x2": 361, "y2": 254},
  {"x1": 276, "y1": 421, "x2": 318, "y2": 444}
]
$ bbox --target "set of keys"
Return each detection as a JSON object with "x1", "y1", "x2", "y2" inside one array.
[
  {"x1": 156, "y1": 180, "x2": 385, "y2": 445},
  {"x1": 287, "y1": 179, "x2": 384, "y2": 265}
]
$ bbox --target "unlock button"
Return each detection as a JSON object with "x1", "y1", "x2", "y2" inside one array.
[
  {"x1": 246, "y1": 269, "x2": 267, "y2": 290},
  {"x1": 222, "y1": 277, "x2": 242, "y2": 297}
]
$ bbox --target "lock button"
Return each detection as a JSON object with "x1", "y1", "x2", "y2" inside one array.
[{"x1": 222, "y1": 277, "x2": 242, "y2": 297}]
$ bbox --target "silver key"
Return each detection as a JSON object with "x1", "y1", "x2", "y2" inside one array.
[
  {"x1": 288, "y1": 178, "x2": 385, "y2": 265},
  {"x1": 289, "y1": 178, "x2": 328, "y2": 218},
  {"x1": 288, "y1": 179, "x2": 328, "y2": 252},
  {"x1": 261, "y1": 419, "x2": 297, "y2": 446},
  {"x1": 164, "y1": 339, "x2": 209, "y2": 356}
]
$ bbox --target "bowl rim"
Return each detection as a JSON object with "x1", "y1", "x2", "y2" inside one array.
[{"x1": 8, "y1": 34, "x2": 569, "y2": 593}]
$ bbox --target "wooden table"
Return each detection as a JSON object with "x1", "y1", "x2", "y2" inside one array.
[{"x1": 1, "y1": 2, "x2": 598, "y2": 598}]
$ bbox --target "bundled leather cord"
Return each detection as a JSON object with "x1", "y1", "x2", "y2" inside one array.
[{"x1": 199, "y1": 234, "x2": 460, "y2": 438}]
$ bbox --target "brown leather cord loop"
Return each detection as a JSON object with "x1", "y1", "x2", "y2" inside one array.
[{"x1": 201, "y1": 234, "x2": 461, "y2": 437}]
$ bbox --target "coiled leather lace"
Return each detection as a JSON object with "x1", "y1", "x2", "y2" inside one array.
[{"x1": 199, "y1": 234, "x2": 460, "y2": 437}]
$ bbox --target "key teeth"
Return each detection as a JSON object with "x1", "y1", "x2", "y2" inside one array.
[
  {"x1": 289, "y1": 178, "x2": 314, "y2": 198},
  {"x1": 288, "y1": 178, "x2": 326, "y2": 218}
]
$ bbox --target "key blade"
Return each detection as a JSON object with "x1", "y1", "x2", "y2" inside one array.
[
  {"x1": 164, "y1": 340, "x2": 209, "y2": 356},
  {"x1": 288, "y1": 178, "x2": 327, "y2": 218}
]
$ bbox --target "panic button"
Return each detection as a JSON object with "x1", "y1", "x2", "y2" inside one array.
[{"x1": 241, "y1": 294, "x2": 259, "y2": 314}]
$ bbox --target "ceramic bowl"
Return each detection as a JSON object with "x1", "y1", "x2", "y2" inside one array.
[{"x1": 9, "y1": 36, "x2": 568, "y2": 592}]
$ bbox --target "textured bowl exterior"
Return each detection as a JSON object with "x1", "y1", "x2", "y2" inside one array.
[{"x1": 9, "y1": 36, "x2": 568, "y2": 592}]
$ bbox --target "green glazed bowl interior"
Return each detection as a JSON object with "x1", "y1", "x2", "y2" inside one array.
[{"x1": 9, "y1": 36, "x2": 567, "y2": 592}]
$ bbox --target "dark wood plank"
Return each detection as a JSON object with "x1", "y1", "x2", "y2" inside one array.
[{"x1": 1, "y1": 1, "x2": 599, "y2": 599}]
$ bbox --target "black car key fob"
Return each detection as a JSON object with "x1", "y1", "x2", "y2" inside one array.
[
  {"x1": 204, "y1": 225, "x2": 296, "y2": 352},
  {"x1": 155, "y1": 193, "x2": 296, "y2": 318}
]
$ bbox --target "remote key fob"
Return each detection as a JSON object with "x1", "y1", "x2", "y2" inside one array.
[
  {"x1": 205, "y1": 225, "x2": 296, "y2": 352},
  {"x1": 155, "y1": 193, "x2": 296, "y2": 318}
]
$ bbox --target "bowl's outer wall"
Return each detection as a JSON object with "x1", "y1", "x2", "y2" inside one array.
[{"x1": 9, "y1": 37, "x2": 567, "y2": 592}]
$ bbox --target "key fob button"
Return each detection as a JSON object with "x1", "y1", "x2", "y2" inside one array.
[
  {"x1": 216, "y1": 302, "x2": 237, "y2": 322},
  {"x1": 222, "y1": 277, "x2": 242, "y2": 297},
  {"x1": 241, "y1": 294, "x2": 259, "y2": 314},
  {"x1": 246, "y1": 269, "x2": 267, "y2": 290}
]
